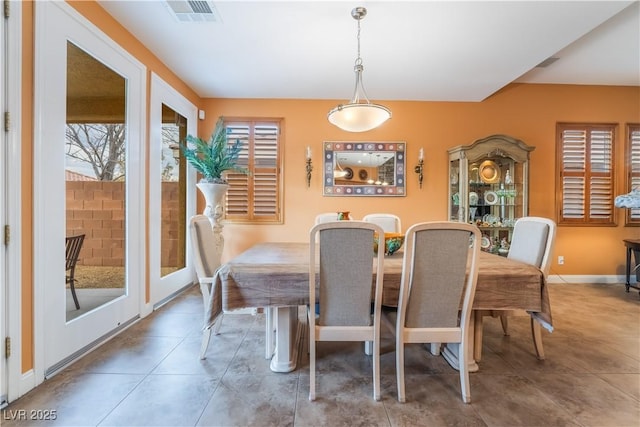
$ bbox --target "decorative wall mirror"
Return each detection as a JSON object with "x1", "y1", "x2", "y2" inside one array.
[{"x1": 323, "y1": 141, "x2": 406, "y2": 196}]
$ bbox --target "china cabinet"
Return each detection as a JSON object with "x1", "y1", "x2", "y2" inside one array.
[{"x1": 448, "y1": 135, "x2": 535, "y2": 254}]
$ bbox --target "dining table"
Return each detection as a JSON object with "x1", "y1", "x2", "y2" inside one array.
[{"x1": 206, "y1": 242, "x2": 552, "y2": 373}]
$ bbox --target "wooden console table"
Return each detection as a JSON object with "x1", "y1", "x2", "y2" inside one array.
[{"x1": 623, "y1": 239, "x2": 640, "y2": 295}]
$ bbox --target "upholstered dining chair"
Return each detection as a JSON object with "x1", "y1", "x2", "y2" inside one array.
[
  {"x1": 308, "y1": 221, "x2": 385, "y2": 401},
  {"x1": 314, "y1": 212, "x2": 352, "y2": 224},
  {"x1": 362, "y1": 213, "x2": 402, "y2": 233},
  {"x1": 65, "y1": 234, "x2": 85, "y2": 310},
  {"x1": 189, "y1": 215, "x2": 225, "y2": 359},
  {"x1": 394, "y1": 221, "x2": 481, "y2": 403},
  {"x1": 473, "y1": 216, "x2": 557, "y2": 361}
]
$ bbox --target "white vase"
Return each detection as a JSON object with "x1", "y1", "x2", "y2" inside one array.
[
  {"x1": 196, "y1": 182, "x2": 228, "y2": 226},
  {"x1": 196, "y1": 182, "x2": 229, "y2": 269}
]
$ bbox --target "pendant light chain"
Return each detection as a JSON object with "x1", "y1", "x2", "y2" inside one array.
[
  {"x1": 355, "y1": 16, "x2": 362, "y2": 67},
  {"x1": 327, "y1": 6, "x2": 392, "y2": 132}
]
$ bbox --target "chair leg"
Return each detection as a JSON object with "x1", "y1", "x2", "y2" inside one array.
[
  {"x1": 69, "y1": 278, "x2": 80, "y2": 310},
  {"x1": 500, "y1": 314, "x2": 509, "y2": 336},
  {"x1": 473, "y1": 311, "x2": 483, "y2": 362},
  {"x1": 308, "y1": 310, "x2": 316, "y2": 401},
  {"x1": 373, "y1": 336, "x2": 381, "y2": 401},
  {"x1": 531, "y1": 317, "x2": 545, "y2": 360},
  {"x1": 200, "y1": 327, "x2": 212, "y2": 360},
  {"x1": 459, "y1": 338, "x2": 471, "y2": 403},
  {"x1": 213, "y1": 313, "x2": 224, "y2": 335},
  {"x1": 200, "y1": 313, "x2": 223, "y2": 359},
  {"x1": 396, "y1": 340, "x2": 406, "y2": 403}
]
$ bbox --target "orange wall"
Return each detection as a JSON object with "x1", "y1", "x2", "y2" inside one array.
[
  {"x1": 19, "y1": 1, "x2": 640, "y2": 374},
  {"x1": 200, "y1": 84, "x2": 640, "y2": 277}
]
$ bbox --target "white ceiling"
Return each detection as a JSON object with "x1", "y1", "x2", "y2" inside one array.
[{"x1": 98, "y1": 0, "x2": 640, "y2": 102}]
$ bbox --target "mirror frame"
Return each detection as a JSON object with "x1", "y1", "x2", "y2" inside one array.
[{"x1": 323, "y1": 141, "x2": 406, "y2": 197}]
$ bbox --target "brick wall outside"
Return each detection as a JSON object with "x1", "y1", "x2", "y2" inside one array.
[{"x1": 66, "y1": 181, "x2": 180, "y2": 267}]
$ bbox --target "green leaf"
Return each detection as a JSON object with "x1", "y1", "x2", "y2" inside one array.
[{"x1": 179, "y1": 116, "x2": 250, "y2": 183}]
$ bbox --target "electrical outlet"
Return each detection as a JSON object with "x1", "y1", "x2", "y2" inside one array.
[{"x1": 557, "y1": 255, "x2": 564, "y2": 265}]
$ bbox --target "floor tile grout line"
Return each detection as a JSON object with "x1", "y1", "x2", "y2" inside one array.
[{"x1": 194, "y1": 313, "x2": 262, "y2": 427}]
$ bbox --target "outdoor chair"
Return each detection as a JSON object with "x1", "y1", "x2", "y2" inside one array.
[{"x1": 65, "y1": 234, "x2": 85, "y2": 310}]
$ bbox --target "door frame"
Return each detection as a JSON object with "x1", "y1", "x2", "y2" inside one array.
[
  {"x1": 148, "y1": 73, "x2": 197, "y2": 306},
  {"x1": 2, "y1": 0, "x2": 23, "y2": 404},
  {"x1": 33, "y1": 1, "x2": 146, "y2": 381}
]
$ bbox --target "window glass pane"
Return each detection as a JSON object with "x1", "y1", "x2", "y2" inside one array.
[
  {"x1": 160, "y1": 104, "x2": 187, "y2": 276},
  {"x1": 65, "y1": 42, "x2": 126, "y2": 320}
]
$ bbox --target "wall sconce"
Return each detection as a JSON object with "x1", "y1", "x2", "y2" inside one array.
[
  {"x1": 305, "y1": 146, "x2": 313, "y2": 188},
  {"x1": 414, "y1": 147, "x2": 424, "y2": 189}
]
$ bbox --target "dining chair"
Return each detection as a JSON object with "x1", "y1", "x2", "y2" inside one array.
[
  {"x1": 394, "y1": 221, "x2": 481, "y2": 403},
  {"x1": 65, "y1": 234, "x2": 86, "y2": 310},
  {"x1": 308, "y1": 220, "x2": 385, "y2": 401},
  {"x1": 314, "y1": 212, "x2": 352, "y2": 224},
  {"x1": 362, "y1": 213, "x2": 402, "y2": 233},
  {"x1": 189, "y1": 215, "x2": 225, "y2": 359},
  {"x1": 473, "y1": 216, "x2": 557, "y2": 361}
]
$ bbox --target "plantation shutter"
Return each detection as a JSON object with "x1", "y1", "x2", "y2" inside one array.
[
  {"x1": 224, "y1": 119, "x2": 282, "y2": 223},
  {"x1": 225, "y1": 124, "x2": 251, "y2": 216},
  {"x1": 557, "y1": 123, "x2": 616, "y2": 226},
  {"x1": 626, "y1": 124, "x2": 640, "y2": 224}
]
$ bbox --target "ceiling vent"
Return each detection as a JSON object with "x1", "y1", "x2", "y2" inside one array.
[{"x1": 165, "y1": 1, "x2": 221, "y2": 22}]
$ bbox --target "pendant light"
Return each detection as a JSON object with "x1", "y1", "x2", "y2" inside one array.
[
  {"x1": 327, "y1": 7, "x2": 391, "y2": 133},
  {"x1": 333, "y1": 156, "x2": 348, "y2": 179}
]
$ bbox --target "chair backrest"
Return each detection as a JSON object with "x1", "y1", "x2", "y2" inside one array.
[
  {"x1": 397, "y1": 222, "x2": 481, "y2": 330},
  {"x1": 309, "y1": 221, "x2": 385, "y2": 327},
  {"x1": 65, "y1": 234, "x2": 85, "y2": 271},
  {"x1": 507, "y1": 216, "x2": 557, "y2": 277},
  {"x1": 362, "y1": 213, "x2": 401, "y2": 233},
  {"x1": 314, "y1": 212, "x2": 352, "y2": 224},
  {"x1": 189, "y1": 215, "x2": 219, "y2": 280}
]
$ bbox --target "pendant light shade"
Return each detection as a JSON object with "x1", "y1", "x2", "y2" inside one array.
[
  {"x1": 328, "y1": 96, "x2": 392, "y2": 133},
  {"x1": 328, "y1": 7, "x2": 391, "y2": 133}
]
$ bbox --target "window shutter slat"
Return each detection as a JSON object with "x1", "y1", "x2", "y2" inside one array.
[
  {"x1": 557, "y1": 124, "x2": 615, "y2": 225},
  {"x1": 627, "y1": 125, "x2": 640, "y2": 223},
  {"x1": 224, "y1": 120, "x2": 281, "y2": 222}
]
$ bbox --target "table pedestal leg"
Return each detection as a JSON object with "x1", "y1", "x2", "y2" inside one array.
[
  {"x1": 429, "y1": 343, "x2": 441, "y2": 355},
  {"x1": 265, "y1": 307, "x2": 276, "y2": 359},
  {"x1": 270, "y1": 306, "x2": 303, "y2": 373},
  {"x1": 441, "y1": 315, "x2": 479, "y2": 373}
]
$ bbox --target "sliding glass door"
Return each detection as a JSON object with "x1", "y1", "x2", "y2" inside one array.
[
  {"x1": 149, "y1": 73, "x2": 197, "y2": 304},
  {"x1": 35, "y1": 1, "x2": 145, "y2": 374}
]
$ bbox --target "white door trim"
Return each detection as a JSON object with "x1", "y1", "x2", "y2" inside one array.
[
  {"x1": 33, "y1": 1, "x2": 146, "y2": 383},
  {"x1": 148, "y1": 72, "x2": 197, "y2": 306},
  {"x1": 2, "y1": 0, "x2": 24, "y2": 404}
]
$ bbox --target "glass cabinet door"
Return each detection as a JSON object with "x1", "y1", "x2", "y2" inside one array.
[
  {"x1": 449, "y1": 158, "x2": 462, "y2": 221},
  {"x1": 448, "y1": 135, "x2": 534, "y2": 255}
]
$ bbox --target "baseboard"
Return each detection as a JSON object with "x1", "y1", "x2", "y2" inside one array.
[{"x1": 547, "y1": 274, "x2": 625, "y2": 284}]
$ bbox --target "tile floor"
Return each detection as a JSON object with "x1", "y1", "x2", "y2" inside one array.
[{"x1": 2, "y1": 282, "x2": 639, "y2": 426}]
